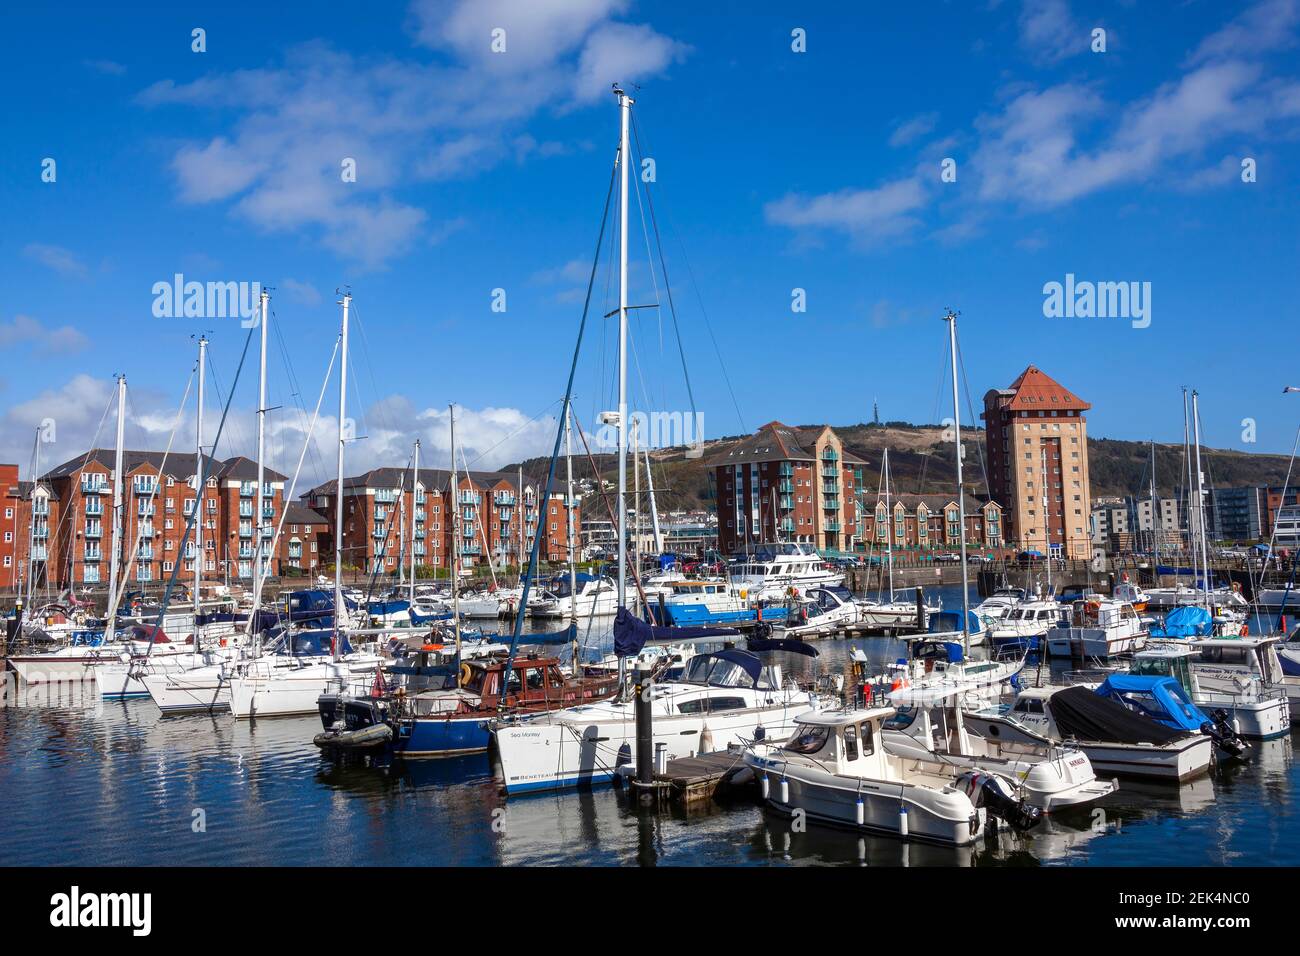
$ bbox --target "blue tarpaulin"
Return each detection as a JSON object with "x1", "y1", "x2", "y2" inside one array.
[{"x1": 1150, "y1": 605, "x2": 1214, "y2": 639}]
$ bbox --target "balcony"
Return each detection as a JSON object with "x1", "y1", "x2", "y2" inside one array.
[
  {"x1": 458, "y1": 491, "x2": 480, "y2": 506},
  {"x1": 240, "y1": 482, "x2": 256, "y2": 498},
  {"x1": 287, "y1": 546, "x2": 303, "y2": 559},
  {"x1": 137, "y1": 504, "x2": 155, "y2": 517},
  {"x1": 462, "y1": 544, "x2": 481, "y2": 556},
  {"x1": 372, "y1": 527, "x2": 386, "y2": 540},
  {"x1": 825, "y1": 520, "x2": 842, "y2": 533},
  {"x1": 778, "y1": 480, "x2": 793, "y2": 494},
  {"x1": 778, "y1": 463, "x2": 794, "y2": 478},
  {"x1": 132, "y1": 479, "x2": 157, "y2": 496},
  {"x1": 239, "y1": 503, "x2": 253, "y2": 518},
  {"x1": 494, "y1": 492, "x2": 516, "y2": 506},
  {"x1": 414, "y1": 529, "x2": 425, "y2": 540},
  {"x1": 822, "y1": 497, "x2": 839, "y2": 511},
  {"x1": 84, "y1": 548, "x2": 101, "y2": 562},
  {"x1": 84, "y1": 524, "x2": 102, "y2": 538},
  {"x1": 140, "y1": 525, "x2": 154, "y2": 539},
  {"x1": 374, "y1": 489, "x2": 397, "y2": 504},
  {"x1": 137, "y1": 547, "x2": 154, "y2": 561},
  {"x1": 81, "y1": 476, "x2": 109, "y2": 494},
  {"x1": 32, "y1": 525, "x2": 48, "y2": 540},
  {"x1": 238, "y1": 525, "x2": 253, "y2": 539},
  {"x1": 84, "y1": 500, "x2": 103, "y2": 516},
  {"x1": 238, "y1": 546, "x2": 254, "y2": 560}
]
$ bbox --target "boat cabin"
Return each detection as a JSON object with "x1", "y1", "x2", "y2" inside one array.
[
  {"x1": 453, "y1": 654, "x2": 616, "y2": 712},
  {"x1": 679, "y1": 648, "x2": 782, "y2": 691},
  {"x1": 884, "y1": 685, "x2": 972, "y2": 755},
  {"x1": 776, "y1": 707, "x2": 894, "y2": 776},
  {"x1": 1063, "y1": 597, "x2": 1141, "y2": 630}
]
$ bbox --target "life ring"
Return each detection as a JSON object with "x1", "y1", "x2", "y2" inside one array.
[
  {"x1": 1085, "y1": 601, "x2": 1101, "y2": 614},
  {"x1": 1240, "y1": 624, "x2": 1249, "y2": 637},
  {"x1": 459, "y1": 662, "x2": 472, "y2": 686},
  {"x1": 219, "y1": 638, "x2": 228, "y2": 647},
  {"x1": 421, "y1": 643, "x2": 444, "y2": 652}
]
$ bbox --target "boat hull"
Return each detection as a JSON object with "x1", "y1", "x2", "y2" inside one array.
[{"x1": 746, "y1": 754, "x2": 986, "y2": 846}]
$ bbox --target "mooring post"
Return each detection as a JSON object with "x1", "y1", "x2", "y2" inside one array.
[
  {"x1": 915, "y1": 585, "x2": 925, "y2": 631},
  {"x1": 634, "y1": 660, "x2": 654, "y2": 786}
]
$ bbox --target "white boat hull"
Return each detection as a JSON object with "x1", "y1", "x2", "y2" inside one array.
[{"x1": 746, "y1": 752, "x2": 986, "y2": 846}]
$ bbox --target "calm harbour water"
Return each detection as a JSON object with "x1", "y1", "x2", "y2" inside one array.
[{"x1": 2, "y1": 586, "x2": 1297, "y2": 867}]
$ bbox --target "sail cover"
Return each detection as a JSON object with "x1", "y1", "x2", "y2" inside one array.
[
  {"x1": 613, "y1": 606, "x2": 739, "y2": 657},
  {"x1": 746, "y1": 635, "x2": 820, "y2": 657},
  {"x1": 518, "y1": 623, "x2": 578, "y2": 646},
  {"x1": 1049, "y1": 686, "x2": 1189, "y2": 745}
]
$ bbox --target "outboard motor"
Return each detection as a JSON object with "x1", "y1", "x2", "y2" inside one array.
[
  {"x1": 1201, "y1": 709, "x2": 1250, "y2": 762},
  {"x1": 956, "y1": 769, "x2": 1043, "y2": 832}
]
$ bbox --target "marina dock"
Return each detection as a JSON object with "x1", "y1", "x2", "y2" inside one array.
[{"x1": 628, "y1": 749, "x2": 755, "y2": 807}]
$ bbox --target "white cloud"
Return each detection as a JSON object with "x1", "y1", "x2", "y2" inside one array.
[
  {"x1": 764, "y1": 177, "x2": 929, "y2": 244},
  {"x1": 0, "y1": 315, "x2": 90, "y2": 355},
  {"x1": 22, "y1": 243, "x2": 88, "y2": 278},
  {"x1": 1188, "y1": 0, "x2": 1299, "y2": 65},
  {"x1": 139, "y1": 1, "x2": 686, "y2": 270},
  {"x1": 889, "y1": 112, "x2": 939, "y2": 147},
  {"x1": 1018, "y1": 0, "x2": 1085, "y2": 65},
  {"x1": 279, "y1": 278, "x2": 323, "y2": 306}
]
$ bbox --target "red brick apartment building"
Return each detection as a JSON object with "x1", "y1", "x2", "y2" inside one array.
[
  {"x1": 983, "y1": 366, "x2": 1093, "y2": 559},
  {"x1": 709, "y1": 422, "x2": 865, "y2": 556},
  {"x1": 0, "y1": 450, "x2": 299, "y2": 591},
  {"x1": 859, "y1": 493, "x2": 1003, "y2": 550},
  {"x1": 304, "y1": 467, "x2": 581, "y2": 577}
]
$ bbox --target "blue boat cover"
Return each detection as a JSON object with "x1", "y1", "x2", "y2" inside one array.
[
  {"x1": 1094, "y1": 674, "x2": 1208, "y2": 732},
  {"x1": 366, "y1": 599, "x2": 410, "y2": 615},
  {"x1": 1150, "y1": 605, "x2": 1214, "y2": 639},
  {"x1": 698, "y1": 648, "x2": 763, "y2": 684},
  {"x1": 612, "y1": 606, "x2": 740, "y2": 657},
  {"x1": 912, "y1": 640, "x2": 965, "y2": 663},
  {"x1": 928, "y1": 610, "x2": 983, "y2": 635},
  {"x1": 285, "y1": 629, "x2": 354, "y2": 657}
]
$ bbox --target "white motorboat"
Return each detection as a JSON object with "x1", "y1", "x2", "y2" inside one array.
[
  {"x1": 986, "y1": 598, "x2": 1066, "y2": 650},
  {"x1": 771, "y1": 586, "x2": 863, "y2": 639},
  {"x1": 1131, "y1": 638, "x2": 1291, "y2": 739},
  {"x1": 531, "y1": 574, "x2": 618, "y2": 619},
  {"x1": 493, "y1": 647, "x2": 813, "y2": 794},
  {"x1": 964, "y1": 686, "x2": 1213, "y2": 783},
  {"x1": 1145, "y1": 584, "x2": 1248, "y2": 613},
  {"x1": 726, "y1": 542, "x2": 843, "y2": 602},
  {"x1": 745, "y1": 705, "x2": 1042, "y2": 846},
  {"x1": 973, "y1": 587, "x2": 1028, "y2": 627},
  {"x1": 882, "y1": 683, "x2": 1118, "y2": 812},
  {"x1": 860, "y1": 634, "x2": 1023, "y2": 703},
  {"x1": 1254, "y1": 588, "x2": 1300, "y2": 611},
  {"x1": 857, "y1": 587, "x2": 938, "y2": 632},
  {"x1": 1045, "y1": 596, "x2": 1147, "y2": 658},
  {"x1": 1112, "y1": 576, "x2": 1149, "y2": 611}
]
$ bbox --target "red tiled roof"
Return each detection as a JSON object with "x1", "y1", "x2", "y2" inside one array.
[{"x1": 1003, "y1": 366, "x2": 1090, "y2": 411}]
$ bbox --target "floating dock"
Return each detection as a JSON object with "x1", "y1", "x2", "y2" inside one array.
[{"x1": 627, "y1": 749, "x2": 755, "y2": 806}]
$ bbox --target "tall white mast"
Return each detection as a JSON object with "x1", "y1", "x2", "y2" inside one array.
[
  {"x1": 333, "y1": 294, "x2": 350, "y2": 658},
  {"x1": 632, "y1": 415, "x2": 640, "y2": 581},
  {"x1": 449, "y1": 404, "x2": 462, "y2": 666},
  {"x1": 615, "y1": 84, "x2": 633, "y2": 613},
  {"x1": 944, "y1": 311, "x2": 971, "y2": 653},
  {"x1": 1183, "y1": 388, "x2": 1195, "y2": 589},
  {"x1": 1149, "y1": 440, "x2": 1159, "y2": 564},
  {"x1": 564, "y1": 401, "x2": 578, "y2": 624},
  {"x1": 194, "y1": 336, "x2": 207, "y2": 640},
  {"x1": 27, "y1": 427, "x2": 41, "y2": 610},
  {"x1": 409, "y1": 439, "x2": 419, "y2": 606},
  {"x1": 1192, "y1": 390, "x2": 1211, "y2": 607},
  {"x1": 104, "y1": 375, "x2": 127, "y2": 638},
  {"x1": 883, "y1": 447, "x2": 895, "y2": 601},
  {"x1": 254, "y1": 288, "x2": 269, "y2": 617},
  {"x1": 1042, "y1": 444, "x2": 1052, "y2": 596},
  {"x1": 645, "y1": 443, "x2": 663, "y2": 555}
]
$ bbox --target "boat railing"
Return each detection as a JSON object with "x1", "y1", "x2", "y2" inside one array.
[{"x1": 1060, "y1": 668, "x2": 1119, "y2": 687}]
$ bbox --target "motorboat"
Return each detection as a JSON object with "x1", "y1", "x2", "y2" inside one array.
[
  {"x1": 862, "y1": 632, "x2": 1022, "y2": 703},
  {"x1": 744, "y1": 705, "x2": 1042, "y2": 846},
  {"x1": 857, "y1": 587, "x2": 937, "y2": 632},
  {"x1": 974, "y1": 587, "x2": 1028, "y2": 627},
  {"x1": 656, "y1": 579, "x2": 763, "y2": 628},
  {"x1": 881, "y1": 683, "x2": 1118, "y2": 812},
  {"x1": 1091, "y1": 674, "x2": 1250, "y2": 761},
  {"x1": 770, "y1": 586, "x2": 862, "y2": 639},
  {"x1": 1045, "y1": 596, "x2": 1147, "y2": 658},
  {"x1": 986, "y1": 599, "x2": 1066, "y2": 653},
  {"x1": 964, "y1": 685, "x2": 1214, "y2": 783},
  {"x1": 1130, "y1": 638, "x2": 1290, "y2": 739},
  {"x1": 531, "y1": 573, "x2": 618, "y2": 619},
  {"x1": 348, "y1": 654, "x2": 619, "y2": 757},
  {"x1": 1145, "y1": 583, "x2": 1248, "y2": 613},
  {"x1": 1112, "y1": 575, "x2": 1149, "y2": 611},
  {"x1": 493, "y1": 647, "x2": 814, "y2": 795},
  {"x1": 726, "y1": 542, "x2": 843, "y2": 602}
]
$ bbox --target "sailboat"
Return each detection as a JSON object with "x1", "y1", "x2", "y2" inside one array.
[
  {"x1": 493, "y1": 87, "x2": 813, "y2": 794},
  {"x1": 226, "y1": 293, "x2": 382, "y2": 719},
  {"x1": 856, "y1": 448, "x2": 938, "y2": 631}
]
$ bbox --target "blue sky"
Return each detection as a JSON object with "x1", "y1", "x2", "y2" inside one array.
[{"x1": 3, "y1": 0, "x2": 1300, "y2": 489}]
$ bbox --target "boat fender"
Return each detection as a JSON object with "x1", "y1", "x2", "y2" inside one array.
[
  {"x1": 778, "y1": 776, "x2": 789, "y2": 804},
  {"x1": 855, "y1": 794, "x2": 865, "y2": 826},
  {"x1": 898, "y1": 803, "x2": 908, "y2": 837},
  {"x1": 761, "y1": 773, "x2": 770, "y2": 800},
  {"x1": 699, "y1": 723, "x2": 714, "y2": 753}
]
